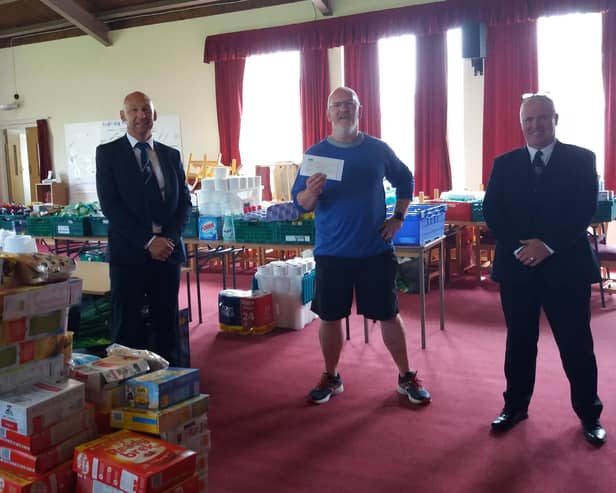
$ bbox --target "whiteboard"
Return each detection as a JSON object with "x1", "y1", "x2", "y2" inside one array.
[{"x1": 64, "y1": 114, "x2": 182, "y2": 204}]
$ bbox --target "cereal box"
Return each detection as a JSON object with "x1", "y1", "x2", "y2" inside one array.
[
  {"x1": 76, "y1": 472, "x2": 202, "y2": 493},
  {"x1": 0, "y1": 379, "x2": 85, "y2": 435},
  {"x1": 73, "y1": 430, "x2": 196, "y2": 493},
  {"x1": 0, "y1": 354, "x2": 66, "y2": 394},
  {"x1": 110, "y1": 394, "x2": 209, "y2": 435},
  {"x1": 0, "y1": 459, "x2": 74, "y2": 493},
  {"x1": 158, "y1": 414, "x2": 210, "y2": 453},
  {"x1": 0, "y1": 427, "x2": 97, "y2": 474},
  {"x1": 70, "y1": 355, "x2": 149, "y2": 393},
  {"x1": 125, "y1": 368, "x2": 199, "y2": 410},
  {"x1": 0, "y1": 403, "x2": 95, "y2": 455}
]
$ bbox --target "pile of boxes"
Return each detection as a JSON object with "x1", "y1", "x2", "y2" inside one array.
[{"x1": 0, "y1": 277, "x2": 84, "y2": 492}]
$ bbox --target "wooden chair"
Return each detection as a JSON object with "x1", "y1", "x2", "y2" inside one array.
[
  {"x1": 186, "y1": 153, "x2": 208, "y2": 192},
  {"x1": 589, "y1": 223, "x2": 616, "y2": 307}
]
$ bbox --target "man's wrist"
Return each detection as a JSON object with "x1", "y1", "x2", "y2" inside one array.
[
  {"x1": 145, "y1": 236, "x2": 156, "y2": 249},
  {"x1": 393, "y1": 211, "x2": 405, "y2": 222}
]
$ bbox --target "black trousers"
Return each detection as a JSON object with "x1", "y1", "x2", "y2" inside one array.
[
  {"x1": 109, "y1": 259, "x2": 181, "y2": 365},
  {"x1": 499, "y1": 278, "x2": 602, "y2": 423}
]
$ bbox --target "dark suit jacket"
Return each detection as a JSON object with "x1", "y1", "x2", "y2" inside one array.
[
  {"x1": 96, "y1": 135, "x2": 191, "y2": 265},
  {"x1": 483, "y1": 140, "x2": 601, "y2": 287}
]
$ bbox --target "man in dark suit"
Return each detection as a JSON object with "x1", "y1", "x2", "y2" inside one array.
[
  {"x1": 96, "y1": 91, "x2": 191, "y2": 365},
  {"x1": 483, "y1": 94, "x2": 605, "y2": 445}
]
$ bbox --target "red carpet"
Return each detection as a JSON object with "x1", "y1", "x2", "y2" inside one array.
[{"x1": 184, "y1": 272, "x2": 616, "y2": 493}]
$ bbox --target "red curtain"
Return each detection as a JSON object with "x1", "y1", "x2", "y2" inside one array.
[
  {"x1": 481, "y1": 21, "x2": 538, "y2": 187},
  {"x1": 344, "y1": 42, "x2": 381, "y2": 138},
  {"x1": 603, "y1": 10, "x2": 616, "y2": 191},
  {"x1": 36, "y1": 119, "x2": 53, "y2": 181},
  {"x1": 215, "y1": 59, "x2": 245, "y2": 168},
  {"x1": 300, "y1": 49, "x2": 330, "y2": 150},
  {"x1": 414, "y1": 32, "x2": 452, "y2": 195},
  {"x1": 204, "y1": 0, "x2": 612, "y2": 62}
]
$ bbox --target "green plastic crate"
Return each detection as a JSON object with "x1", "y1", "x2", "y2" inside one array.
[
  {"x1": 54, "y1": 216, "x2": 91, "y2": 237},
  {"x1": 0, "y1": 214, "x2": 27, "y2": 232},
  {"x1": 182, "y1": 208, "x2": 199, "y2": 238},
  {"x1": 277, "y1": 219, "x2": 315, "y2": 245},
  {"x1": 591, "y1": 199, "x2": 616, "y2": 223},
  {"x1": 233, "y1": 219, "x2": 278, "y2": 244},
  {"x1": 88, "y1": 216, "x2": 109, "y2": 237},
  {"x1": 26, "y1": 215, "x2": 56, "y2": 236}
]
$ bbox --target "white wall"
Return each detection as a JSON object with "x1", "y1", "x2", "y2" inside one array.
[{"x1": 0, "y1": 0, "x2": 462, "y2": 200}]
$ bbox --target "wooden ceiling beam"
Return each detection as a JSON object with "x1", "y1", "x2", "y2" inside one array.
[
  {"x1": 311, "y1": 0, "x2": 332, "y2": 16},
  {"x1": 39, "y1": 0, "x2": 111, "y2": 46}
]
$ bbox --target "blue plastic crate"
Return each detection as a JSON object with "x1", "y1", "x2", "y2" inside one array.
[
  {"x1": 390, "y1": 204, "x2": 446, "y2": 245},
  {"x1": 301, "y1": 270, "x2": 315, "y2": 305},
  {"x1": 591, "y1": 199, "x2": 616, "y2": 223}
]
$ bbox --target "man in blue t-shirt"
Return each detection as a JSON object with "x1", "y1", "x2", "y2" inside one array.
[{"x1": 291, "y1": 86, "x2": 431, "y2": 405}]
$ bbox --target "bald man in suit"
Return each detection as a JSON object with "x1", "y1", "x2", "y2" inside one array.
[
  {"x1": 483, "y1": 94, "x2": 605, "y2": 445},
  {"x1": 96, "y1": 91, "x2": 191, "y2": 365}
]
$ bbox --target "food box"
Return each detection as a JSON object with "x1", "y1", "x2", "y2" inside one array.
[
  {"x1": 110, "y1": 394, "x2": 209, "y2": 435},
  {"x1": 0, "y1": 459, "x2": 74, "y2": 493},
  {"x1": 86, "y1": 384, "x2": 127, "y2": 413},
  {"x1": 70, "y1": 355, "x2": 150, "y2": 393},
  {"x1": 158, "y1": 413, "x2": 210, "y2": 453},
  {"x1": 0, "y1": 333, "x2": 68, "y2": 371},
  {"x1": 75, "y1": 472, "x2": 202, "y2": 493},
  {"x1": 0, "y1": 279, "x2": 82, "y2": 321},
  {"x1": 125, "y1": 368, "x2": 200, "y2": 410},
  {"x1": 72, "y1": 430, "x2": 197, "y2": 493},
  {"x1": 0, "y1": 354, "x2": 66, "y2": 394},
  {"x1": 0, "y1": 403, "x2": 94, "y2": 455},
  {"x1": 0, "y1": 379, "x2": 85, "y2": 436},
  {"x1": 0, "y1": 427, "x2": 96, "y2": 474}
]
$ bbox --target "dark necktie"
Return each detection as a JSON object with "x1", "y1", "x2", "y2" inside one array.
[
  {"x1": 135, "y1": 142, "x2": 153, "y2": 183},
  {"x1": 533, "y1": 150, "x2": 544, "y2": 176}
]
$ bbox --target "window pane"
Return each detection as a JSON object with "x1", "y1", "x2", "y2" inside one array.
[
  {"x1": 239, "y1": 51, "x2": 302, "y2": 176},
  {"x1": 378, "y1": 35, "x2": 416, "y2": 172},
  {"x1": 538, "y1": 13, "x2": 604, "y2": 177},
  {"x1": 447, "y1": 28, "x2": 464, "y2": 191}
]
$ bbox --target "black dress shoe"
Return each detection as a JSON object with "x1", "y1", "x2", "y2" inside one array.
[
  {"x1": 491, "y1": 410, "x2": 528, "y2": 431},
  {"x1": 582, "y1": 421, "x2": 607, "y2": 446}
]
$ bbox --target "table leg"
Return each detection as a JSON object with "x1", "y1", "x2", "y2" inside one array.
[
  {"x1": 419, "y1": 248, "x2": 427, "y2": 349},
  {"x1": 439, "y1": 238, "x2": 445, "y2": 331},
  {"x1": 194, "y1": 244, "x2": 203, "y2": 324}
]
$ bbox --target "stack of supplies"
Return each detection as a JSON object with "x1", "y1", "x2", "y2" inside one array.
[{"x1": 107, "y1": 367, "x2": 210, "y2": 492}]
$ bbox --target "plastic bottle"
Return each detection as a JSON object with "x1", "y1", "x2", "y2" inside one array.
[{"x1": 222, "y1": 215, "x2": 235, "y2": 241}]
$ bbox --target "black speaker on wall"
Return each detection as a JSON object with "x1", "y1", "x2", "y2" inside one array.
[{"x1": 462, "y1": 22, "x2": 486, "y2": 59}]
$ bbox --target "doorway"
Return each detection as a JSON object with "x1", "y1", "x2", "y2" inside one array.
[{"x1": 0, "y1": 124, "x2": 40, "y2": 205}]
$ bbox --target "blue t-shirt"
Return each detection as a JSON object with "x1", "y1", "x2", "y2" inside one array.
[{"x1": 291, "y1": 133, "x2": 413, "y2": 257}]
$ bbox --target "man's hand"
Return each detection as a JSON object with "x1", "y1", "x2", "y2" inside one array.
[
  {"x1": 379, "y1": 217, "x2": 403, "y2": 242},
  {"x1": 297, "y1": 172, "x2": 327, "y2": 211},
  {"x1": 148, "y1": 236, "x2": 175, "y2": 261},
  {"x1": 515, "y1": 238, "x2": 550, "y2": 267}
]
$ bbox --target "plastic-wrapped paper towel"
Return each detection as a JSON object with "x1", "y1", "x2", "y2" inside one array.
[{"x1": 265, "y1": 201, "x2": 300, "y2": 221}]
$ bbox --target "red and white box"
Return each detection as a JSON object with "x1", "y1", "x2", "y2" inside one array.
[
  {"x1": 0, "y1": 427, "x2": 97, "y2": 474},
  {"x1": 0, "y1": 459, "x2": 74, "y2": 493},
  {"x1": 0, "y1": 403, "x2": 95, "y2": 455},
  {"x1": 0, "y1": 379, "x2": 85, "y2": 435},
  {"x1": 158, "y1": 414, "x2": 210, "y2": 453},
  {"x1": 73, "y1": 430, "x2": 196, "y2": 493},
  {"x1": 76, "y1": 472, "x2": 203, "y2": 493}
]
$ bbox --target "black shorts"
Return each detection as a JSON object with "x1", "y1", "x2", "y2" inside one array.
[{"x1": 311, "y1": 252, "x2": 399, "y2": 321}]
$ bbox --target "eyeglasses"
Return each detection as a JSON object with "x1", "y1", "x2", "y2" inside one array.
[{"x1": 328, "y1": 101, "x2": 358, "y2": 109}]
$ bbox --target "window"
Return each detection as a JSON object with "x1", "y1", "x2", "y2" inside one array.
[
  {"x1": 378, "y1": 35, "x2": 416, "y2": 171},
  {"x1": 537, "y1": 13, "x2": 604, "y2": 177},
  {"x1": 446, "y1": 28, "x2": 465, "y2": 191},
  {"x1": 239, "y1": 51, "x2": 302, "y2": 176}
]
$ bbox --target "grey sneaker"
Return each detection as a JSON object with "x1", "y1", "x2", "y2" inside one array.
[
  {"x1": 309, "y1": 372, "x2": 344, "y2": 404},
  {"x1": 397, "y1": 371, "x2": 431, "y2": 404}
]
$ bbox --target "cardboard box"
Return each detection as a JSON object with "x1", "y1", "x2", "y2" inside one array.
[
  {"x1": 0, "y1": 459, "x2": 74, "y2": 493},
  {"x1": 0, "y1": 379, "x2": 85, "y2": 435},
  {"x1": 198, "y1": 216, "x2": 222, "y2": 241},
  {"x1": 86, "y1": 384, "x2": 127, "y2": 413},
  {"x1": 70, "y1": 355, "x2": 150, "y2": 393},
  {"x1": 1, "y1": 279, "x2": 82, "y2": 322},
  {"x1": 158, "y1": 414, "x2": 210, "y2": 453},
  {"x1": 125, "y1": 368, "x2": 200, "y2": 410},
  {"x1": 73, "y1": 430, "x2": 196, "y2": 493},
  {"x1": 76, "y1": 472, "x2": 202, "y2": 493},
  {"x1": 0, "y1": 333, "x2": 68, "y2": 371},
  {"x1": 0, "y1": 354, "x2": 65, "y2": 394},
  {"x1": 0, "y1": 427, "x2": 97, "y2": 474},
  {"x1": 110, "y1": 394, "x2": 209, "y2": 435},
  {"x1": 0, "y1": 403, "x2": 95, "y2": 455}
]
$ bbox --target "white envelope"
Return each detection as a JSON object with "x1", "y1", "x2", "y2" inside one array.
[{"x1": 300, "y1": 154, "x2": 344, "y2": 181}]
